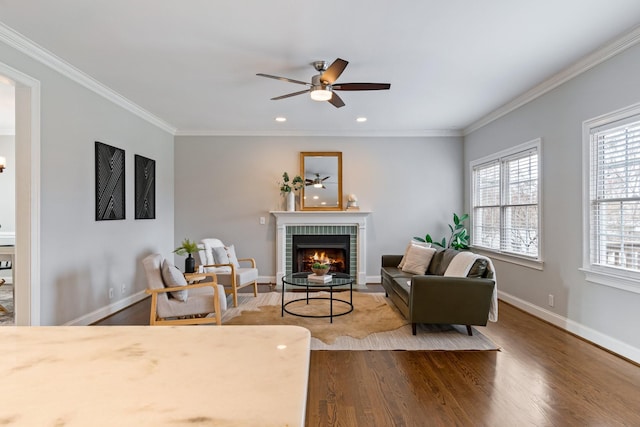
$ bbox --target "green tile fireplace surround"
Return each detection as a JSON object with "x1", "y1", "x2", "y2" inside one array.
[{"x1": 271, "y1": 211, "x2": 371, "y2": 288}]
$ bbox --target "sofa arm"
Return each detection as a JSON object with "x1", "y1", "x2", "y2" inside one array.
[
  {"x1": 381, "y1": 255, "x2": 403, "y2": 268},
  {"x1": 409, "y1": 275, "x2": 495, "y2": 326}
]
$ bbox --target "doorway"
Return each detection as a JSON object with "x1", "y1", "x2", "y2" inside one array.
[
  {"x1": 0, "y1": 80, "x2": 15, "y2": 324},
  {"x1": 0, "y1": 62, "x2": 41, "y2": 325}
]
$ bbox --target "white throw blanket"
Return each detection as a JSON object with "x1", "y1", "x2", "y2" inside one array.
[{"x1": 443, "y1": 251, "x2": 498, "y2": 322}]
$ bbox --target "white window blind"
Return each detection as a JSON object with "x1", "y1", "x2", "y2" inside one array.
[
  {"x1": 472, "y1": 142, "x2": 540, "y2": 259},
  {"x1": 589, "y1": 117, "x2": 640, "y2": 272}
]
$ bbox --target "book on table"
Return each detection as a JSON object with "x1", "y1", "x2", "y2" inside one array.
[{"x1": 308, "y1": 274, "x2": 332, "y2": 283}]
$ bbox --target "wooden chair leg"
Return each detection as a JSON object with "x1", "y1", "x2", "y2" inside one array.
[
  {"x1": 252, "y1": 280, "x2": 258, "y2": 297},
  {"x1": 466, "y1": 325, "x2": 473, "y2": 336},
  {"x1": 214, "y1": 290, "x2": 222, "y2": 325},
  {"x1": 232, "y1": 282, "x2": 239, "y2": 307}
]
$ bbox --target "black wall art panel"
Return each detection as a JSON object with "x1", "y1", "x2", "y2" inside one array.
[
  {"x1": 95, "y1": 141, "x2": 125, "y2": 220},
  {"x1": 135, "y1": 154, "x2": 156, "y2": 219}
]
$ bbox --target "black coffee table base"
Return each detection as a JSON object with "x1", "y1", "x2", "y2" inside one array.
[
  {"x1": 282, "y1": 295, "x2": 353, "y2": 323},
  {"x1": 281, "y1": 273, "x2": 354, "y2": 323}
]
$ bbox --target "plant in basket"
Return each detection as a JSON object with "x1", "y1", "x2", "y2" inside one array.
[{"x1": 311, "y1": 262, "x2": 330, "y2": 276}]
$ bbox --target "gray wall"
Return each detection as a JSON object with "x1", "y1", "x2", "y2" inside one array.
[
  {"x1": 174, "y1": 135, "x2": 464, "y2": 280},
  {"x1": 464, "y1": 43, "x2": 640, "y2": 355},
  {"x1": 1, "y1": 41, "x2": 175, "y2": 325}
]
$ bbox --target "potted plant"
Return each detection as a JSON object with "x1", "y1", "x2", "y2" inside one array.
[
  {"x1": 414, "y1": 213, "x2": 470, "y2": 250},
  {"x1": 280, "y1": 172, "x2": 304, "y2": 211},
  {"x1": 311, "y1": 262, "x2": 330, "y2": 276},
  {"x1": 173, "y1": 238, "x2": 198, "y2": 273}
]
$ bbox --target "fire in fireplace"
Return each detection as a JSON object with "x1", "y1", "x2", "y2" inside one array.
[{"x1": 292, "y1": 234, "x2": 350, "y2": 274}]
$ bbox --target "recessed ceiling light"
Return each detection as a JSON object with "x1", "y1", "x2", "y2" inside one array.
[
  {"x1": 275, "y1": 117, "x2": 287, "y2": 122},
  {"x1": 356, "y1": 117, "x2": 367, "y2": 122}
]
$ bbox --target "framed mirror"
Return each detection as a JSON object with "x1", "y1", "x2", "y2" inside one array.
[{"x1": 300, "y1": 152, "x2": 343, "y2": 211}]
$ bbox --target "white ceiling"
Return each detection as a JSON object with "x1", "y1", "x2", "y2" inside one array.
[{"x1": 1, "y1": 1, "x2": 640, "y2": 136}]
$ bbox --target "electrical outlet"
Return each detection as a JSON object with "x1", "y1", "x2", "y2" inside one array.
[
  {"x1": 548, "y1": 294, "x2": 554, "y2": 307},
  {"x1": 121, "y1": 284, "x2": 126, "y2": 294},
  {"x1": 108, "y1": 288, "x2": 114, "y2": 299},
  {"x1": 259, "y1": 216, "x2": 266, "y2": 225}
]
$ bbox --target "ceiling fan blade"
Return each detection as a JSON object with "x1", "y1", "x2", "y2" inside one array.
[
  {"x1": 322, "y1": 176, "x2": 330, "y2": 181},
  {"x1": 333, "y1": 83, "x2": 391, "y2": 91},
  {"x1": 320, "y1": 58, "x2": 348, "y2": 84},
  {"x1": 328, "y1": 92, "x2": 345, "y2": 108},
  {"x1": 256, "y1": 73, "x2": 310, "y2": 86},
  {"x1": 271, "y1": 89, "x2": 310, "y2": 100}
]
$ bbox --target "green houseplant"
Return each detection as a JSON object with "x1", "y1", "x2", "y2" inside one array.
[
  {"x1": 311, "y1": 262, "x2": 329, "y2": 276},
  {"x1": 173, "y1": 238, "x2": 199, "y2": 273},
  {"x1": 414, "y1": 213, "x2": 470, "y2": 250}
]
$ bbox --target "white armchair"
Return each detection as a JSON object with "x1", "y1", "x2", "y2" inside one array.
[
  {"x1": 196, "y1": 238, "x2": 258, "y2": 307},
  {"x1": 142, "y1": 254, "x2": 227, "y2": 325}
]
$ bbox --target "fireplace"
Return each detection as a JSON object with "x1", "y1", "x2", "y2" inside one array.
[
  {"x1": 271, "y1": 211, "x2": 371, "y2": 285},
  {"x1": 292, "y1": 234, "x2": 350, "y2": 273}
]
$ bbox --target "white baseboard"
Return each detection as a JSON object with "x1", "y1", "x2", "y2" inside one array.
[
  {"x1": 498, "y1": 290, "x2": 640, "y2": 364},
  {"x1": 64, "y1": 291, "x2": 148, "y2": 326}
]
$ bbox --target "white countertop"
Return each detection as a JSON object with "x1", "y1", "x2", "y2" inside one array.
[{"x1": 1, "y1": 325, "x2": 311, "y2": 426}]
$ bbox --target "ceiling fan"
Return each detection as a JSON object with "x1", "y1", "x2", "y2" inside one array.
[
  {"x1": 257, "y1": 58, "x2": 391, "y2": 108},
  {"x1": 306, "y1": 173, "x2": 329, "y2": 188}
]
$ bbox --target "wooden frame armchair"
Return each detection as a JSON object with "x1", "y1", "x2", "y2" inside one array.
[
  {"x1": 197, "y1": 238, "x2": 258, "y2": 307},
  {"x1": 142, "y1": 254, "x2": 226, "y2": 326}
]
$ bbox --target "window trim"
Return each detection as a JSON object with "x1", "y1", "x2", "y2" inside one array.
[
  {"x1": 582, "y1": 102, "x2": 640, "y2": 294},
  {"x1": 470, "y1": 138, "x2": 543, "y2": 266}
]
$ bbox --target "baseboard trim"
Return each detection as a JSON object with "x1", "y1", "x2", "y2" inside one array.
[
  {"x1": 498, "y1": 290, "x2": 640, "y2": 364},
  {"x1": 64, "y1": 291, "x2": 148, "y2": 326}
]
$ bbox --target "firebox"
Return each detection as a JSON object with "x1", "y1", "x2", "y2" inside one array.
[{"x1": 292, "y1": 234, "x2": 350, "y2": 274}]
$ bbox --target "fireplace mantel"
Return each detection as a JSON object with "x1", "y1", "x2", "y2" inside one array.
[{"x1": 271, "y1": 211, "x2": 371, "y2": 286}]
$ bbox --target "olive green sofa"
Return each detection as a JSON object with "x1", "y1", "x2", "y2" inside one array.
[{"x1": 381, "y1": 248, "x2": 496, "y2": 335}]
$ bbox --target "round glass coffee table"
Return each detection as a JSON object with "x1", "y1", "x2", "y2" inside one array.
[{"x1": 281, "y1": 272, "x2": 354, "y2": 323}]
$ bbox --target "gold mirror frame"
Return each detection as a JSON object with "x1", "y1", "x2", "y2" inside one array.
[{"x1": 300, "y1": 152, "x2": 343, "y2": 211}]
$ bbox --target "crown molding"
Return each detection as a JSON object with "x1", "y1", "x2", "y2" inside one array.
[
  {"x1": 0, "y1": 23, "x2": 177, "y2": 135},
  {"x1": 464, "y1": 24, "x2": 640, "y2": 135},
  {"x1": 174, "y1": 128, "x2": 463, "y2": 138}
]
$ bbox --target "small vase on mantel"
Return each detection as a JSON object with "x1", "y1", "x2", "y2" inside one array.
[{"x1": 286, "y1": 191, "x2": 295, "y2": 212}]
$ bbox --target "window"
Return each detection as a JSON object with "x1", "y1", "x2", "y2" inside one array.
[
  {"x1": 585, "y1": 107, "x2": 640, "y2": 281},
  {"x1": 471, "y1": 139, "x2": 541, "y2": 260}
]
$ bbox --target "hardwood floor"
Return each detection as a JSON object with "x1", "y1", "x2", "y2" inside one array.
[{"x1": 95, "y1": 286, "x2": 640, "y2": 426}]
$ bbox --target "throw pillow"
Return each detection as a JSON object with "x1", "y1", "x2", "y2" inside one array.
[
  {"x1": 434, "y1": 248, "x2": 460, "y2": 276},
  {"x1": 401, "y1": 245, "x2": 437, "y2": 275},
  {"x1": 467, "y1": 258, "x2": 488, "y2": 278},
  {"x1": 224, "y1": 245, "x2": 240, "y2": 269},
  {"x1": 161, "y1": 259, "x2": 188, "y2": 302},
  {"x1": 212, "y1": 246, "x2": 231, "y2": 265},
  {"x1": 398, "y1": 240, "x2": 430, "y2": 268},
  {"x1": 427, "y1": 248, "x2": 442, "y2": 275}
]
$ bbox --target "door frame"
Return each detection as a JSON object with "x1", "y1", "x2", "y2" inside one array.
[{"x1": 0, "y1": 61, "x2": 41, "y2": 325}]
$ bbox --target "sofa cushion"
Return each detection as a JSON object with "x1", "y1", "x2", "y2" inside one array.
[
  {"x1": 401, "y1": 245, "x2": 437, "y2": 275},
  {"x1": 393, "y1": 277, "x2": 412, "y2": 306},
  {"x1": 382, "y1": 266, "x2": 412, "y2": 279},
  {"x1": 467, "y1": 258, "x2": 488, "y2": 278}
]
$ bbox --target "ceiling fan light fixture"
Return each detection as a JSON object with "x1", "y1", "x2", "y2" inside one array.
[
  {"x1": 313, "y1": 183, "x2": 323, "y2": 188},
  {"x1": 310, "y1": 86, "x2": 332, "y2": 102}
]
